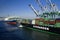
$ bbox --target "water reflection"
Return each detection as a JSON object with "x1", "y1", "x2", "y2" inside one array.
[{"x1": 17, "y1": 28, "x2": 60, "y2": 40}]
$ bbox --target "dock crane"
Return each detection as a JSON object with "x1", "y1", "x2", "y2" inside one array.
[
  {"x1": 46, "y1": 0, "x2": 58, "y2": 12},
  {"x1": 35, "y1": 0, "x2": 45, "y2": 12},
  {"x1": 45, "y1": 0, "x2": 53, "y2": 11},
  {"x1": 35, "y1": 0, "x2": 49, "y2": 18},
  {"x1": 53, "y1": 3, "x2": 58, "y2": 11},
  {"x1": 28, "y1": 4, "x2": 39, "y2": 16},
  {"x1": 45, "y1": 0, "x2": 59, "y2": 19}
]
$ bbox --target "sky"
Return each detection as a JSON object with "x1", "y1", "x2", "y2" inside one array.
[{"x1": 0, "y1": 0, "x2": 60, "y2": 18}]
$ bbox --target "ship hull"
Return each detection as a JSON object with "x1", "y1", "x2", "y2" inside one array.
[
  {"x1": 21, "y1": 23, "x2": 60, "y2": 34},
  {"x1": 6, "y1": 20, "x2": 17, "y2": 25}
]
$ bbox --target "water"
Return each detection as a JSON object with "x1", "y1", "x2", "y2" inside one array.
[{"x1": 0, "y1": 21, "x2": 60, "y2": 40}]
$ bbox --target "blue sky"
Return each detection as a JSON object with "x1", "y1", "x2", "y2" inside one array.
[{"x1": 0, "y1": 0, "x2": 60, "y2": 18}]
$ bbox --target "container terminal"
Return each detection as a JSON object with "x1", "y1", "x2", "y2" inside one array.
[
  {"x1": 1, "y1": 0, "x2": 60, "y2": 34},
  {"x1": 20, "y1": 0, "x2": 60, "y2": 34},
  {"x1": 0, "y1": 0, "x2": 60, "y2": 40}
]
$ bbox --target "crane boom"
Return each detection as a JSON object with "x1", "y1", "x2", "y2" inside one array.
[
  {"x1": 52, "y1": 3, "x2": 58, "y2": 12},
  {"x1": 29, "y1": 4, "x2": 39, "y2": 16},
  {"x1": 45, "y1": 0, "x2": 53, "y2": 10},
  {"x1": 36, "y1": 0, "x2": 45, "y2": 11},
  {"x1": 46, "y1": 0, "x2": 58, "y2": 12}
]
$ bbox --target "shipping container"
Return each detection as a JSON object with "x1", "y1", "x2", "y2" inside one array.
[
  {"x1": 35, "y1": 19, "x2": 40, "y2": 25},
  {"x1": 55, "y1": 18, "x2": 60, "y2": 27}
]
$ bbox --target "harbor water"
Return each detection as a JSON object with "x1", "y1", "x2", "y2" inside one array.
[{"x1": 0, "y1": 21, "x2": 60, "y2": 40}]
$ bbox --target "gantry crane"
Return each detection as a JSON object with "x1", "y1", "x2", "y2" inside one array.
[
  {"x1": 46, "y1": 0, "x2": 58, "y2": 12},
  {"x1": 45, "y1": 0, "x2": 53, "y2": 11},
  {"x1": 35, "y1": 0, "x2": 45, "y2": 12},
  {"x1": 28, "y1": 4, "x2": 39, "y2": 16},
  {"x1": 45, "y1": 0, "x2": 59, "y2": 19},
  {"x1": 36, "y1": 0, "x2": 49, "y2": 18}
]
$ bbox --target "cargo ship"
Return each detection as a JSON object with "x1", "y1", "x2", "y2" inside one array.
[
  {"x1": 6, "y1": 20, "x2": 17, "y2": 25},
  {"x1": 21, "y1": 0, "x2": 60, "y2": 34},
  {"x1": 4, "y1": 17, "x2": 18, "y2": 25}
]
